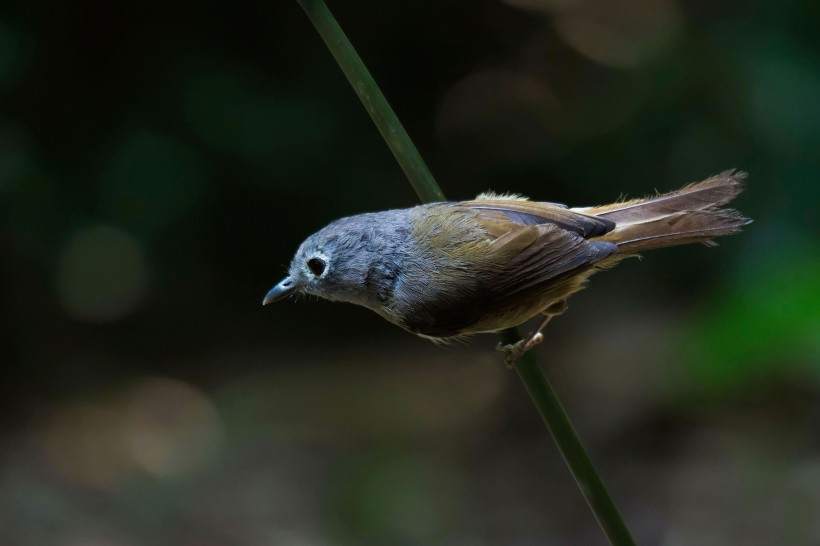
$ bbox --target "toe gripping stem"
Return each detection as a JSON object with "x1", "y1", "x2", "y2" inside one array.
[{"x1": 496, "y1": 313, "x2": 555, "y2": 368}]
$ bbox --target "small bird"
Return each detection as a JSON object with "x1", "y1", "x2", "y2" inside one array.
[{"x1": 264, "y1": 171, "x2": 750, "y2": 365}]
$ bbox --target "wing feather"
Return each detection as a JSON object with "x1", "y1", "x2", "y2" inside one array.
[
  {"x1": 398, "y1": 202, "x2": 618, "y2": 337},
  {"x1": 452, "y1": 208, "x2": 617, "y2": 330},
  {"x1": 482, "y1": 223, "x2": 617, "y2": 301},
  {"x1": 459, "y1": 198, "x2": 616, "y2": 237}
]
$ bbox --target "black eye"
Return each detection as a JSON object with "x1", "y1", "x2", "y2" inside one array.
[{"x1": 307, "y1": 257, "x2": 326, "y2": 276}]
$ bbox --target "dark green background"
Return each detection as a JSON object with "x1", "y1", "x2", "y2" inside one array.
[{"x1": 1, "y1": 0, "x2": 818, "y2": 544}]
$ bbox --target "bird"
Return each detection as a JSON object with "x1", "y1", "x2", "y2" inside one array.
[{"x1": 264, "y1": 170, "x2": 750, "y2": 366}]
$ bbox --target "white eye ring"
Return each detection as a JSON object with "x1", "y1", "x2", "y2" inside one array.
[
  {"x1": 307, "y1": 257, "x2": 326, "y2": 276},
  {"x1": 305, "y1": 251, "x2": 330, "y2": 278}
]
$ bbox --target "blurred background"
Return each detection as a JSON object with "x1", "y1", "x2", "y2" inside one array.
[{"x1": 1, "y1": 0, "x2": 818, "y2": 544}]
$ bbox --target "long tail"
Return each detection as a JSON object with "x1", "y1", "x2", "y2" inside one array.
[{"x1": 579, "y1": 170, "x2": 751, "y2": 253}]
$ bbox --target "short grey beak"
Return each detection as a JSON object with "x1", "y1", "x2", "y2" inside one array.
[{"x1": 263, "y1": 277, "x2": 297, "y2": 305}]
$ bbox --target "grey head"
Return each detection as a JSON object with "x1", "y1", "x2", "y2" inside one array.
[{"x1": 263, "y1": 209, "x2": 412, "y2": 311}]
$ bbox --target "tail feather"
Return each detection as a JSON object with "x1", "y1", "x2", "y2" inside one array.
[
  {"x1": 606, "y1": 209, "x2": 750, "y2": 253},
  {"x1": 585, "y1": 170, "x2": 751, "y2": 253}
]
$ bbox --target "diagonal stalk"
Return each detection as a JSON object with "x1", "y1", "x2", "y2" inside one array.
[
  {"x1": 295, "y1": 0, "x2": 444, "y2": 204},
  {"x1": 498, "y1": 329, "x2": 636, "y2": 545},
  {"x1": 295, "y1": 1, "x2": 636, "y2": 544}
]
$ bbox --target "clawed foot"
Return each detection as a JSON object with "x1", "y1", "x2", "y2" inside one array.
[
  {"x1": 495, "y1": 310, "x2": 560, "y2": 368},
  {"x1": 496, "y1": 332, "x2": 545, "y2": 368}
]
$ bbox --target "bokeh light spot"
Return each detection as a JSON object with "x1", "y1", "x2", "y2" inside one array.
[
  {"x1": 122, "y1": 377, "x2": 224, "y2": 479},
  {"x1": 33, "y1": 401, "x2": 132, "y2": 491},
  {"x1": 31, "y1": 377, "x2": 223, "y2": 491},
  {"x1": 682, "y1": 238, "x2": 820, "y2": 392},
  {"x1": 56, "y1": 225, "x2": 148, "y2": 323},
  {"x1": 552, "y1": 0, "x2": 683, "y2": 69},
  {"x1": 435, "y1": 69, "x2": 561, "y2": 168}
]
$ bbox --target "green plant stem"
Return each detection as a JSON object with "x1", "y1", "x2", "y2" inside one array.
[
  {"x1": 498, "y1": 329, "x2": 636, "y2": 545},
  {"x1": 296, "y1": 0, "x2": 445, "y2": 204},
  {"x1": 296, "y1": 1, "x2": 635, "y2": 544}
]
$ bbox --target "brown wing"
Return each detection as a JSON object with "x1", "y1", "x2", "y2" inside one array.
[
  {"x1": 459, "y1": 196, "x2": 616, "y2": 237},
  {"x1": 469, "y1": 207, "x2": 618, "y2": 307},
  {"x1": 398, "y1": 201, "x2": 617, "y2": 337}
]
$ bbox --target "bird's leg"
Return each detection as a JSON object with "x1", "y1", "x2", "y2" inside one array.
[{"x1": 496, "y1": 313, "x2": 554, "y2": 368}]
